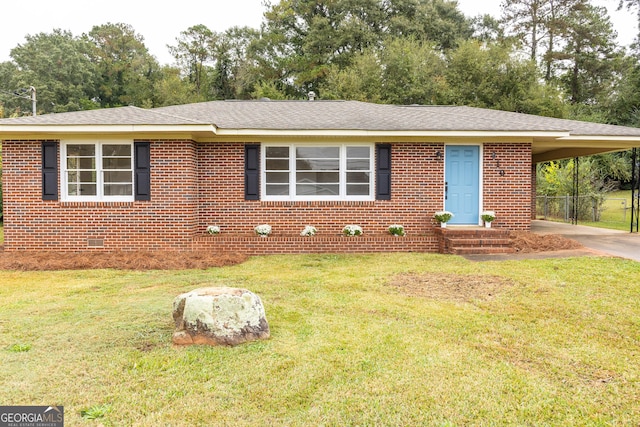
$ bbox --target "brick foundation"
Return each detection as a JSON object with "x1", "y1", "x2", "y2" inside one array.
[{"x1": 192, "y1": 235, "x2": 438, "y2": 254}]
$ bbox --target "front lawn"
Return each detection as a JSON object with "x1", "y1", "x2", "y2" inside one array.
[{"x1": 1, "y1": 254, "x2": 639, "y2": 425}]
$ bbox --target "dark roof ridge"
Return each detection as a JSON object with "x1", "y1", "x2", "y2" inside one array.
[{"x1": 220, "y1": 99, "x2": 349, "y2": 103}]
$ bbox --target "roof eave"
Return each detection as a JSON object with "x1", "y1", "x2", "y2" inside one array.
[
  {"x1": 0, "y1": 126, "x2": 571, "y2": 141},
  {"x1": 212, "y1": 129, "x2": 571, "y2": 138},
  {"x1": 533, "y1": 136, "x2": 640, "y2": 162},
  {"x1": 0, "y1": 124, "x2": 217, "y2": 140},
  {"x1": 558, "y1": 135, "x2": 640, "y2": 142}
]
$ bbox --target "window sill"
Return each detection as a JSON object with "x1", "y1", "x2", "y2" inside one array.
[{"x1": 259, "y1": 200, "x2": 380, "y2": 207}]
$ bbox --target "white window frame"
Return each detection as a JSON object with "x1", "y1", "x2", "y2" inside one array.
[
  {"x1": 261, "y1": 143, "x2": 374, "y2": 201},
  {"x1": 61, "y1": 140, "x2": 134, "y2": 202}
]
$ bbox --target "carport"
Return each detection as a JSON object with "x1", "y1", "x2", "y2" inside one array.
[{"x1": 531, "y1": 120, "x2": 640, "y2": 233}]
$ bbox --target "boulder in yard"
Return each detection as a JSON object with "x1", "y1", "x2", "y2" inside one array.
[{"x1": 172, "y1": 287, "x2": 270, "y2": 346}]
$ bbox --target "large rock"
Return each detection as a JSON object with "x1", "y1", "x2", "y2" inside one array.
[{"x1": 172, "y1": 287, "x2": 270, "y2": 346}]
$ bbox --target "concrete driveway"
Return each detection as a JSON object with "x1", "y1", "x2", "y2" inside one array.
[{"x1": 531, "y1": 220, "x2": 640, "y2": 262}]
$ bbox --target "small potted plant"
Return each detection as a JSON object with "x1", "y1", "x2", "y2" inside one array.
[
  {"x1": 433, "y1": 211, "x2": 453, "y2": 228},
  {"x1": 254, "y1": 224, "x2": 272, "y2": 237},
  {"x1": 206, "y1": 225, "x2": 221, "y2": 235},
  {"x1": 388, "y1": 224, "x2": 406, "y2": 236},
  {"x1": 481, "y1": 211, "x2": 496, "y2": 228},
  {"x1": 342, "y1": 225, "x2": 363, "y2": 236},
  {"x1": 300, "y1": 225, "x2": 318, "y2": 237}
]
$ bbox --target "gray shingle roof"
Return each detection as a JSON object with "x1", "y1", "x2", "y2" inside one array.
[
  {"x1": 154, "y1": 101, "x2": 640, "y2": 135},
  {"x1": 0, "y1": 105, "x2": 208, "y2": 126},
  {"x1": 1, "y1": 100, "x2": 640, "y2": 137}
]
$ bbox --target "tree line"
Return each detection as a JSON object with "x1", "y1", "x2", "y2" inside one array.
[{"x1": 0, "y1": 0, "x2": 637, "y2": 123}]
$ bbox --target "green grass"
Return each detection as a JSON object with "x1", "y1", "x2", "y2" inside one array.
[
  {"x1": 579, "y1": 190, "x2": 635, "y2": 231},
  {"x1": 80, "y1": 404, "x2": 112, "y2": 420},
  {"x1": 1, "y1": 253, "x2": 639, "y2": 425},
  {"x1": 539, "y1": 190, "x2": 636, "y2": 231}
]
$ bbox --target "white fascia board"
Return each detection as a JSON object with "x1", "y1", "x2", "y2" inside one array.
[
  {"x1": 0, "y1": 124, "x2": 217, "y2": 137},
  {"x1": 557, "y1": 135, "x2": 640, "y2": 143},
  {"x1": 214, "y1": 128, "x2": 570, "y2": 138}
]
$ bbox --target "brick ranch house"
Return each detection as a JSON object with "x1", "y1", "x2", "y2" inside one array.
[{"x1": 1, "y1": 100, "x2": 639, "y2": 255}]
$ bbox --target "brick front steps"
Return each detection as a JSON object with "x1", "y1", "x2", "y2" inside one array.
[{"x1": 434, "y1": 227, "x2": 515, "y2": 255}]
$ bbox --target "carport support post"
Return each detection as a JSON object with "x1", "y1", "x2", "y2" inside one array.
[
  {"x1": 572, "y1": 157, "x2": 579, "y2": 225},
  {"x1": 632, "y1": 148, "x2": 639, "y2": 233}
]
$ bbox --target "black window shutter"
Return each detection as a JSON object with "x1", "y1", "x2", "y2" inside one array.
[
  {"x1": 245, "y1": 144, "x2": 260, "y2": 200},
  {"x1": 42, "y1": 141, "x2": 59, "y2": 200},
  {"x1": 376, "y1": 144, "x2": 391, "y2": 200},
  {"x1": 134, "y1": 142, "x2": 151, "y2": 201}
]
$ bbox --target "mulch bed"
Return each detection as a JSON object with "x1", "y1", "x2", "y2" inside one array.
[
  {"x1": 0, "y1": 231, "x2": 582, "y2": 271},
  {"x1": 509, "y1": 231, "x2": 583, "y2": 253},
  {"x1": 0, "y1": 248, "x2": 247, "y2": 271}
]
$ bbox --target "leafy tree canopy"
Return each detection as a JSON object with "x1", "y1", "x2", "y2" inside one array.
[
  {"x1": 87, "y1": 22, "x2": 161, "y2": 108},
  {"x1": 9, "y1": 29, "x2": 98, "y2": 113}
]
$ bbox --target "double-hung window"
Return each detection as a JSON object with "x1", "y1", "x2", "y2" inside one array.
[
  {"x1": 61, "y1": 141, "x2": 134, "y2": 201},
  {"x1": 263, "y1": 143, "x2": 373, "y2": 201}
]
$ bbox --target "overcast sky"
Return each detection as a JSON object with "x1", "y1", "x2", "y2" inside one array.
[{"x1": 0, "y1": 0, "x2": 636, "y2": 66}]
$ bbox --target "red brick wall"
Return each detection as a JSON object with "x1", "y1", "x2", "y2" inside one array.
[
  {"x1": 2, "y1": 139, "x2": 532, "y2": 252},
  {"x1": 197, "y1": 142, "x2": 446, "y2": 237},
  {"x1": 2, "y1": 140, "x2": 198, "y2": 251},
  {"x1": 482, "y1": 143, "x2": 532, "y2": 230}
]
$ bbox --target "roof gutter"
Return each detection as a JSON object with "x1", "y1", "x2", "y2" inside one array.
[
  {"x1": 0, "y1": 124, "x2": 218, "y2": 140},
  {"x1": 212, "y1": 128, "x2": 571, "y2": 138}
]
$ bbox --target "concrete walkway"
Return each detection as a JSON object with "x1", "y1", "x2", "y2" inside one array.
[{"x1": 531, "y1": 220, "x2": 640, "y2": 262}]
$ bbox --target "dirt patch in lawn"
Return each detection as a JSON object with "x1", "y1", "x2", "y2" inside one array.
[
  {"x1": 510, "y1": 231, "x2": 583, "y2": 253},
  {"x1": 0, "y1": 249, "x2": 247, "y2": 271},
  {"x1": 390, "y1": 273, "x2": 514, "y2": 302}
]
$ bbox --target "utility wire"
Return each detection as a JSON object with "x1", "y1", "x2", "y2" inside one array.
[
  {"x1": 0, "y1": 87, "x2": 31, "y2": 99},
  {"x1": 0, "y1": 86, "x2": 36, "y2": 115}
]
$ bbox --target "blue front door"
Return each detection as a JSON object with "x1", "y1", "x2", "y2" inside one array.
[{"x1": 445, "y1": 145, "x2": 480, "y2": 224}]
